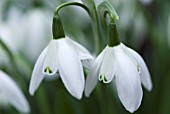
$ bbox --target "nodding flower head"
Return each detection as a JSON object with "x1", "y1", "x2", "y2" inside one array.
[
  {"x1": 85, "y1": 43, "x2": 152, "y2": 113},
  {"x1": 29, "y1": 36, "x2": 94, "y2": 99}
]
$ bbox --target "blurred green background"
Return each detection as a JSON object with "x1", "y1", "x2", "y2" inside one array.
[{"x1": 0, "y1": 0, "x2": 170, "y2": 114}]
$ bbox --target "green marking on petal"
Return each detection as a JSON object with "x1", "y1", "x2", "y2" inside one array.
[
  {"x1": 99, "y1": 75, "x2": 103, "y2": 80},
  {"x1": 44, "y1": 66, "x2": 53, "y2": 74},
  {"x1": 104, "y1": 75, "x2": 108, "y2": 82},
  {"x1": 44, "y1": 67, "x2": 47, "y2": 72}
]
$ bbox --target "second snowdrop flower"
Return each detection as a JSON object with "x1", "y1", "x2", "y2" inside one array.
[
  {"x1": 85, "y1": 2, "x2": 152, "y2": 113},
  {"x1": 85, "y1": 42, "x2": 153, "y2": 112}
]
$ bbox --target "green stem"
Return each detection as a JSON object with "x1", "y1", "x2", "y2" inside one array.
[
  {"x1": 52, "y1": 2, "x2": 90, "y2": 39},
  {"x1": 97, "y1": 1, "x2": 120, "y2": 47},
  {"x1": 0, "y1": 38, "x2": 13, "y2": 61},
  {"x1": 89, "y1": 2, "x2": 101, "y2": 54},
  {"x1": 104, "y1": 11, "x2": 120, "y2": 46},
  {"x1": 104, "y1": 10, "x2": 114, "y2": 23},
  {"x1": 98, "y1": 1, "x2": 119, "y2": 21},
  {"x1": 54, "y1": 2, "x2": 90, "y2": 15}
]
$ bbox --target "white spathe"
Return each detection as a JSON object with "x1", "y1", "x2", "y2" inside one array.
[
  {"x1": 85, "y1": 43, "x2": 152, "y2": 113},
  {"x1": 0, "y1": 70, "x2": 30, "y2": 113},
  {"x1": 29, "y1": 36, "x2": 93, "y2": 99}
]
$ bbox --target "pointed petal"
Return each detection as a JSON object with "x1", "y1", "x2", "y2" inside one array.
[
  {"x1": 57, "y1": 38, "x2": 84, "y2": 99},
  {"x1": 121, "y1": 43, "x2": 152, "y2": 91},
  {"x1": 29, "y1": 46, "x2": 47, "y2": 95},
  {"x1": 114, "y1": 45, "x2": 143, "y2": 113},
  {"x1": 99, "y1": 46, "x2": 115, "y2": 83},
  {"x1": 85, "y1": 47, "x2": 106, "y2": 97},
  {"x1": 43, "y1": 40, "x2": 59, "y2": 75},
  {"x1": 0, "y1": 70, "x2": 30, "y2": 113},
  {"x1": 66, "y1": 37, "x2": 94, "y2": 69}
]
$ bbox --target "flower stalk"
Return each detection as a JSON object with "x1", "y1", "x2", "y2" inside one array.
[
  {"x1": 52, "y1": 2, "x2": 90, "y2": 39},
  {"x1": 90, "y1": 2, "x2": 101, "y2": 54},
  {"x1": 98, "y1": 1, "x2": 120, "y2": 47}
]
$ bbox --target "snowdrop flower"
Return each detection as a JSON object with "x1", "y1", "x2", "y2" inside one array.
[
  {"x1": 85, "y1": 43, "x2": 152, "y2": 112},
  {"x1": 0, "y1": 70, "x2": 30, "y2": 113},
  {"x1": 29, "y1": 4, "x2": 94, "y2": 99},
  {"x1": 29, "y1": 37, "x2": 93, "y2": 99}
]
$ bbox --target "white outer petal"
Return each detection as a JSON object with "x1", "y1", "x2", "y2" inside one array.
[
  {"x1": 85, "y1": 47, "x2": 106, "y2": 97},
  {"x1": 121, "y1": 43, "x2": 152, "y2": 91},
  {"x1": 65, "y1": 37, "x2": 94, "y2": 69},
  {"x1": 58, "y1": 38, "x2": 84, "y2": 99},
  {"x1": 43, "y1": 40, "x2": 59, "y2": 75},
  {"x1": 29, "y1": 46, "x2": 47, "y2": 95},
  {"x1": 0, "y1": 70, "x2": 30, "y2": 113},
  {"x1": 99, "y1": 46, "x2": 115, "y2": 83},
  {"x1": 114, "y1": 45, "x2": 143, "y2": 113}
]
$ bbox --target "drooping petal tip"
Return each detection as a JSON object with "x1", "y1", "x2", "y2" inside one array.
[
  {"x1": 29, "y1": 46, "x2": 48, "y2": 96},
  {"x1": 120, "y1": 43, "x2": 153, "y2": 92},
  {"x1": 57, "y1": 38, "x2": 84, "y2": 100},
  {"x1": 114, "y1": 45, "x2": 143, "y2": 113},
  {"x1": 29, "y1": 86, "x2": 35, "y2": 96}
]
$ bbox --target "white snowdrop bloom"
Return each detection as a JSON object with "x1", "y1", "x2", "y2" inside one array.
[
  {"x1": 29, "y1": 37, "x2": 93, "y2": 99},
  {"x1": 85, "y1": 43, "x2": 152, "y2": 113},
  {"x1": 0, "y1": 70, "x2": 30, "y2": 113}
]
